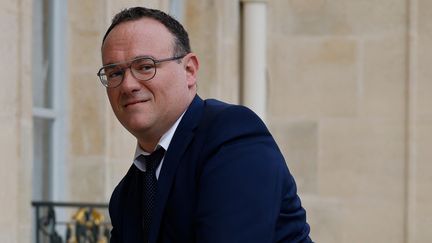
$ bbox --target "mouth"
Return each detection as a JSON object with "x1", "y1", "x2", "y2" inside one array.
[{"x1": 123, "y1": 99, "x2": 148, "y2": 108}]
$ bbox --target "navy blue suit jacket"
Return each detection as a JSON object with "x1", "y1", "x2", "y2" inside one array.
[{"x1": 109, "y1": 95, "x2": 312, "y2": 243}]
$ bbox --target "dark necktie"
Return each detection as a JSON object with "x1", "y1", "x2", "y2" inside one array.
[{"x1": 137, "y1": 147, "x2": 165, "y2": 242}]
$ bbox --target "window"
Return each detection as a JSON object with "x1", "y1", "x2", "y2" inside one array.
[
  {"x1": 170, "y1": 0, "x2": 184, "y2": 22},
  {"x1": 32, "y1": 0, "x2": 68, "y2": 202}
]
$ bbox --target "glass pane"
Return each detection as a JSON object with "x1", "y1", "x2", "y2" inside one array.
[
  {"x1": 32, "y1": 0, "x2": 53, "y2": 108},
  {"x1": 170, "y1": 0, "x2": 184, "y2": 22},
  {"x1": 32, "y1": 117, "x2": 53, "y2": 200}
]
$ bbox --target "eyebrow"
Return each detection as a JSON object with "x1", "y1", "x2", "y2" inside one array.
[{"x1": 103, "y1": 54, "x2": 157, "y2": 67}]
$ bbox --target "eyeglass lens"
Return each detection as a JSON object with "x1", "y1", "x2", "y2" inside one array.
[{"x1": 100, "y1": 58, "x2": 156, "y2": 87}]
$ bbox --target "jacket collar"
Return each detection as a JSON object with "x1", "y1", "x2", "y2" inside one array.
[{"x1": 148, "y1": 95, "x2": 204, "y2": 242}]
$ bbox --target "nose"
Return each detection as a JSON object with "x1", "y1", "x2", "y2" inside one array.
[{"x1": 119, "y1": 67, "x2": 142, "y2": 93}]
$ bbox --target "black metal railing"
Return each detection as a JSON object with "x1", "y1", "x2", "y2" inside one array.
[{"x1": 32, "y1": 201, "x2": 111, "y2": 243}]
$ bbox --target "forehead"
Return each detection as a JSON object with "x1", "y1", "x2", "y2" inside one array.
[{"x1": 102, "y1": 18, "x2": 175, "y2": 64}]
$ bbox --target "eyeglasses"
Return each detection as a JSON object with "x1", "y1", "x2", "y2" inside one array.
[{"x1": 97, "y1": 55, "x2": 186, "y2": 88}]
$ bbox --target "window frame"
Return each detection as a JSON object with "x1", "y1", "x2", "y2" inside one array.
[{"x1": 32, "y1": 0, "x2": 68, "y2": 202}]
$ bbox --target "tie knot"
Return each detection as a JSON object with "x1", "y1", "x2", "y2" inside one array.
[{"x1": 137, "y1": 147, "x2": 165, "y2": 172}]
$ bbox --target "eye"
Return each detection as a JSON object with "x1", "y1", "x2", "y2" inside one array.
[
  {"x1": 107, "y1": 70, "x2": 124, "y2": 79},
  {"x1": 133, "y1": 59, "x2": 155, "y2": 73},
  {"x1": 136, "y1": 64, "x2": 154, "y2": 72},
  {"x1": 103, "y1": 65, "x2": 124, "y2": 79}
]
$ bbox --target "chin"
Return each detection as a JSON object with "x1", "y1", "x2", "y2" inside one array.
[
  {"x1": 121, "y1": 117, "x2": 152, "y2": 134},
  {"x1": 124, "y1": 119, "x2": 149, "y2": 131}
]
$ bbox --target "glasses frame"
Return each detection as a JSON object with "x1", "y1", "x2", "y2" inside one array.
[{"x1": 97, "y1": 55, "x2": 186, "y2": 88}]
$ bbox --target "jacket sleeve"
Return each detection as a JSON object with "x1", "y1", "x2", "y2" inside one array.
[
  {"x1": 109, "y1": 185, "x2": 121, "y2": 243},
  {"x1": 194, "y1": 105, "x2": 312, "y2": 243}
]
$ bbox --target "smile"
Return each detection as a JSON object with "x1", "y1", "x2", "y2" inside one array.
[{"x1": 124, "y1": 99, "x2": 148, "y2": 108}]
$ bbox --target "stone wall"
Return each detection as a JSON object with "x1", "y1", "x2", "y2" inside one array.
[
  {"x1": 1, "y1": 0, "x2": 431, "y2": 242},
  {"x1": 0, "y1": 1, "x2": 33, "y2": 243},
  {"x1": 267, "y1": 0, "x2": 407, "y2": 242}
]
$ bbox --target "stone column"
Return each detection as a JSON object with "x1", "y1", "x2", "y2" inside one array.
[{"x1": 241, "y1": 0, "x2": 267, "y2": 120}]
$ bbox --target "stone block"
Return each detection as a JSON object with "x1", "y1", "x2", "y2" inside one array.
[
  {"x1": 0, "y1": 9, "x2": 18, "y2": 113},
  {"x1": 418, "y1": 0, "x2": 432, "y2": 37},
  {"x1": 108, "y1": 0, "x2": 166, "y2": 17},
  {"x1": 413, "y1": 2, "x2": 432, "y2": 242},
  {"x1": 0, "y1": 119, "x2": 18, "y2": 243},
  {"x1": 213, "y1": 0, "x2": 241, "y2": 103},
  {"x1": 17, "y1": 155, "x2": 32, "y2": 243},
  {"x1": 69, "y1": 0, "x2": 106, "y2": 33},
  {"x1": 185, "y1": 0, "x2": 219, "y2": 100},
  {"x1": 270, "y1": 0, "x2": 350, "y2": 36},
  {"x1": 269, "y1": 0, "x2": 406, "y2": 36},
  {"x1": 413, "y1": 119, "x2": 432, "y2": 242},
  {"x1": 319, "y1": 118, "x2": 405, "y2": 199},
  {"x1": 360, "y1": 36, "x2": 406, "y2": 118},
  {"x1": 108, "y1": 158, "x2": 133, "y2": 194},
  {"x1": 270, "y1": 121, "x2": 318, "y2": 194},
  {"x1": 107, "y1": 113, "x2": 136, "y2": 159},
  {"x1": 342, "y1": 198, "x2": 404, "y2": 243},
  {"x1": 301, "y1": 194, "x2": 343, "y2": 243},
  {"x1": 418, "y1": 37, "x2": 432, "y2": 118},
  {"x1": 69, "y1": 73, "x2": 107, "y2": 156},
  {"x1": 68, "y1": 156, "x2": 107, "y2": 202},
  {"x1": 268, "y1": 37, "x2": 357, "y2": 119},
  {"x1": 17, "y1": 224, "x2": 31, "y2": 243},
  {"x1": 318, "y1": 118, "x2": 405, "y2": 242},
  {"x1": 0, "y1": 229, "x2": 14, "y2": 243},
  {"x1": 182, "y1": 0, "x2": 240, "y2": 103},
  {"x1": 343, "y1": 0, "x2": 406, "y2": 36},
  {"x1": 69, "y1": 30, "x2": 102, "y2": 73}
]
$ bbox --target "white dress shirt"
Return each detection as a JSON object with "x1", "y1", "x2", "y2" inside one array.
[{"x1": 133, "y1": 111, "x2": 185, "y2": 179}]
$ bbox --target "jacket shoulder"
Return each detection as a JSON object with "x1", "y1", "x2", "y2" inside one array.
[{"x1": 202, "y1": 99, "x2": 269, "y2": 137}]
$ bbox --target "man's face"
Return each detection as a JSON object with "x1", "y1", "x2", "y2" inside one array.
[{"x1": 101, "y1": 18, "x2": 198, "y2": 150}]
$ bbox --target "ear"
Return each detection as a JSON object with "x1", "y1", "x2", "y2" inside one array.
[{"x1": 183, "y1": 53, "x2": 199, "y2": 88}]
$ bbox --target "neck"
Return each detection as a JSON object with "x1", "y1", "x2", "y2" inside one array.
[{"x1": 138, "y1": 138, "x2": 160, "y2": 153}]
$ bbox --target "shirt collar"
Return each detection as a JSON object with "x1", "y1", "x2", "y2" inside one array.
[{"x1": 133, "y1": 111, "x2": 186, "y2": 170}]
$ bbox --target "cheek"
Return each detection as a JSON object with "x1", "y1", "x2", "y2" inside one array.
[
  {"x1": 150, "y1": 70, "x2": 188, "y2": 101},
  {"x1": 158, "y1": 83, "x2": 182, "y2": 101},
  {"x1": 107, "y1": 90, "x2": 120, "y2": 110}
]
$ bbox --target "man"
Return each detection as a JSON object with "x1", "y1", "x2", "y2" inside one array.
[{"x1": 98, "y1": 6, "x2": 312, "y2": 243}]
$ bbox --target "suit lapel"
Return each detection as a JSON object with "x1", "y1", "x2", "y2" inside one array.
[{"x1": 148, "y1": 95, "x2": 204, "y2": 243}]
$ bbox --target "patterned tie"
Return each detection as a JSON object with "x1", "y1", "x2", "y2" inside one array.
[{"x1": 137, "y1": 147, "x2": 165, "y2": 242}]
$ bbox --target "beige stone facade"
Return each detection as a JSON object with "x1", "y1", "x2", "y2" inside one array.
[{"x1": 1, "y1": 0, "x2": 431, "y2": 242}]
